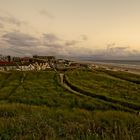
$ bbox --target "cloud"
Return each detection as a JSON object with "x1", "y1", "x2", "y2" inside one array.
[
  {"x1": 1, "y1": 30, "x2": 140, "y2": 60},
  {"x1": 64, "y1": 35, "x2": 87, "y2": 47},
  {"x1": 64, "y1": 35, "x2": 88, "y2": 47},
  {"x1": 81, "y1": 35, "x2": 88, "y2": 41},
  {"x1": 40, "y1": 10, "x2": 54, "y2": 19},
  {"x1": 1, "y1": 32, "x2": 64, "y2": 56},
  {"x1": 90, "y1": 44, "x2": 140, "y2": 60},
  {"x1": 0, "y1": 23, "x2": 4, "y2": 28},
  {"x1": 43, "y1": 33, "x2": 60, "y2": 43},
  {"x1": 2, "y1": 31, "x2": 40, "y2": 47},
  {"x1": 42, "y1": 33, "x2": 65, "y2": 55},
  {"x1": 65, "y1": 40, "x2": 79, "y2": 46},
  {"x1": 105, "y1": 44, "x2": 130, "y2": 56},
  {"x1": 42, "y1": 33, "x2": 81, "y2": 56},
  {"x1": 0, "y1": 15, "x2": 25, "y2": 26},
  {"x1": 107, "y1": 43, "x2": 129, "y2": 52}
]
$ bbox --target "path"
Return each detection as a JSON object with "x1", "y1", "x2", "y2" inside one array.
[
  {"x1": 59, "y1": 73, "x2": 87, "y2": 97},
  {"x1": 59, "y1": 73, "x2": 140, "y2": 112}
]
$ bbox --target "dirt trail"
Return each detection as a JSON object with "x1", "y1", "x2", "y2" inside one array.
[
  {"x1": 59, "y1": 73, "x2": 140, "y2": 112},
  {"x1": 60, "y1": 73, "x2": 85, "y2": 97}
]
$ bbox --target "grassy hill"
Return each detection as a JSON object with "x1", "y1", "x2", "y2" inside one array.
[
  {"x1": 0, "y1": 70, "x2": 140, "y2": 140},
  {"x1": 65, "y1": 70, "x2": 140, "y2": 106}
]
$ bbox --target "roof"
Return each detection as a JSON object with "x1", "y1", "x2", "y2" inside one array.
[{"x1": 0, "y1": 61, "x2": 15, "y2": 66}]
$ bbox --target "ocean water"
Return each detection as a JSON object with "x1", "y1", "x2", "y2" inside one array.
[
  {"x1": 93, "y1": 60, "x2": 140, "y2": 65},
  {"x1": 91, "y1": 60, "x2": 140, "y2": 69}
]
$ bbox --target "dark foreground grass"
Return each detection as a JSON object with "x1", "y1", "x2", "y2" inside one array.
[
  {"x1": 0, "y1": 71, "x2": 140, "y2": 139},
  {"x1": 0, "y1": 103, "x2": 140, "y2": 140}
]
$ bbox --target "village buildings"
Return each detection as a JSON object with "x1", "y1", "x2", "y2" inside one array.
[{"x1": 0, "y1": 55, "x2": 94, "y2": 72}]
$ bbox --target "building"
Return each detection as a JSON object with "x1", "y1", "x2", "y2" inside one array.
[
  {"x1": 33, "y1": 55, "x2": 55, "y2": 60},
  {"x1": 0, "y1": 61, "x2": 15, "y2": 66},
  {"x1": 13, "y1": 57, "x2": 21, "y2": 62},
  {"x1": 20, "y1": 57, "x2": 32, "y2": 63}
]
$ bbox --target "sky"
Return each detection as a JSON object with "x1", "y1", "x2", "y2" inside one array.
[{"x1": 0, "y1": 0, "x2": 140, "y2": 60}]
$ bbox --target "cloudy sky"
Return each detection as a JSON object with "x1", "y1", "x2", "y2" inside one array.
[{"x1": 0, "y1": 0, "x2": 140, "y2": 59}]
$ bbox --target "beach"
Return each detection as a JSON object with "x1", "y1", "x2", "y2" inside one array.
[{"x1": 76, "y1": 60, "x2": 140, "y2": 75}]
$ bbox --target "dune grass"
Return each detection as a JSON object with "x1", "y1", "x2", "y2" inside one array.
[
  {"x1": 0, "y1": 103, "x2": 139, "y2": 140},
  {"x1": 66, "y1": 70, "x2": 140, "y2": 105},
  {"x1": 0, "y1": 71, "x2": 124, "y2": 111},
  {"x1": 96, "y1": 69, "x2": 140, "y2": 84},
  {"x1": 0, "y1": 70, "x2": 140, "y2": 139}
]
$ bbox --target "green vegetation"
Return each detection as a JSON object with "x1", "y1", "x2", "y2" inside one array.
[
  {"x1": 0, "y1": 70, "x2": 140, "y2": 140},
  {"x1": 97, "y1": 69, "x2": 140, "y2": 84},
  {"x1": 66, "y1": 70, "x2": 140, "y2": 106},
  {"x1": 0, "y1": 71, "x2": 119, "y2": 110},
  {"x1": 0, "y1": 104, "x2": 140, "y2": 140}
]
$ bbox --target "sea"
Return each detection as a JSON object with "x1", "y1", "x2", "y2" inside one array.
[{"x1": 91, "y1": 60, "x2": 140, "y2": 69}]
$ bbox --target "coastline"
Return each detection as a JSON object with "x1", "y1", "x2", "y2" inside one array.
[
  {"x1": 76, "y1": 60, "x2": 140, "y2": 75},
  {"x1": 94, "y1": 62, "x2": 140, "y2": 75}
]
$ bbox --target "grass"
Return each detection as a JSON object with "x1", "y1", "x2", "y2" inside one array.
[
  {"x1": 0, "y1": 70, "x2": 140, "y2": 139},
  {"x1": 65, "y1": 70, "x2": 140, "y2": 105},
  {"x1": 96, "y1": 69, "x2": 140, "y2": 84},
  {"x1": 0, "y1": 71, "x2": 122, "y2": 110},
  {"x1": 0, "y1": 103, "x2": 140, "y2": 140}
]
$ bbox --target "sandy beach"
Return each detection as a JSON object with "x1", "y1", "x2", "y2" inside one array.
[
  {"x1": 76, "y1": 60, "x2": 140, "y2": 75},
  {"x1": 93, "y1": 62, "x2": 140, "y2": 75}
]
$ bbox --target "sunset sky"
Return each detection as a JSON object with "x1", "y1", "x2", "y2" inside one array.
[{"x1": 0, "y1": 0, "x2": 140, "y2": 59}]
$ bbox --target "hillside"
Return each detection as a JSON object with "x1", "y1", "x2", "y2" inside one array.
[{"x1": 0, "y1": 70, "x2": 140, "y2": 140}]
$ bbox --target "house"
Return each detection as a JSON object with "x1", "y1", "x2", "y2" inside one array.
[
  {"x1": 0, "y1": 61, "x2": 15, "y2": 66},
  {"x1": 33, "y1": 55, "x2": 55, "y2": 60},
  {"x1": 70, "y1": 62, "x2": 80, "y2": 67},
  {"x1": 20, "y1": 57, "x2": 31, "y2": 63},
  {"x1": 13, "y1": 57, "x2": 21, "y2": 62}
]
